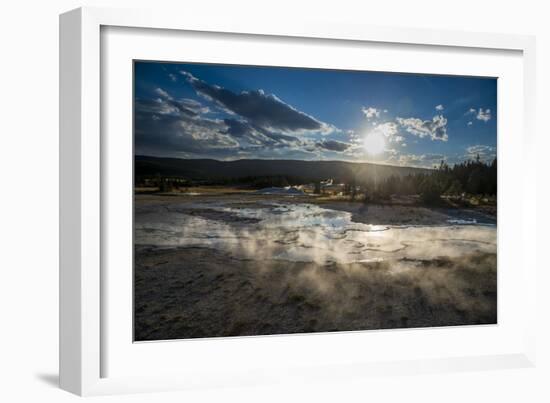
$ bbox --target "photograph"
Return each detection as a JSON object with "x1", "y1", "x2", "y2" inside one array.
[{"x1": 133, "y1": 61, "x2": 497, "y2": 341}]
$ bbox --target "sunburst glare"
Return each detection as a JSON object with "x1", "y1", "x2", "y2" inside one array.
[{"x1": 363, "y1": 131, "x2": 386, "y2": 155}]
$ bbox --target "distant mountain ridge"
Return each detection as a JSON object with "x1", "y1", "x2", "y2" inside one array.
[{"x1": 135, "y1": 155, "x2": 431, "y2": 183}]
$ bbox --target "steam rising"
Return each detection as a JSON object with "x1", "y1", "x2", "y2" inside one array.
[
  {"x1": 136, "y1": 201, "x2": 495, "y2": 266},
  {"x1": 134, "y1": 197, "x2": 496, "y2": 340}
]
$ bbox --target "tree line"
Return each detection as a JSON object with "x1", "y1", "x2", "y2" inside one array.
[
  {"x1": 136, "y1": 155, "x2": 496, "y2": 205},
  {"x1": 356, "y1": 156, "x2": 497, "y2": 204}
]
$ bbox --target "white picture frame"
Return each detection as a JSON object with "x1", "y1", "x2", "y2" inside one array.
[{"x1": 59, "y1": 6, "x2": 537, "y2": 396}]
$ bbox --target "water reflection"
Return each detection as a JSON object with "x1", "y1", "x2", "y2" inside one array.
[{"x1": 135, "y1": 201, "x2": 496, "y2": 265}]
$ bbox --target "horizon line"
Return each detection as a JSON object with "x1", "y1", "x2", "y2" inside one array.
[{"x1": 135, "y1": 154, "x2": 439, "y2": 170}]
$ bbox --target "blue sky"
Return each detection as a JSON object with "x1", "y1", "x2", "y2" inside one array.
[{"x1": 134, "y1": 61, "x2": 497, "y2": 168}]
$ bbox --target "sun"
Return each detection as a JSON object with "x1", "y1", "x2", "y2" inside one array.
[{"x1": 363, "y1": 131, "x2": 386, "y2": 155}]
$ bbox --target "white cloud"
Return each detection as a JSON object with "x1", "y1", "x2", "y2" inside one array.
[
  {"x1": 135, "y1": 99, "x2": 241, "y2": 156},
  {"x1": 396, "y1": 114, "x2": 448, "y2": 141},
  {"x1": 362, "y1": 106, "x2": 381, "y2": 119},
  {"x1": 467, "y1": 121, "x2": 473, "y2": 126},
  {"x1": 393, "y1": 135, "x2": 405, "y2": 143},
  {"x1": 370, "y1": 122, "x2": 402, "y2": 143},
  {"x1": 377, "y1": 122, "x2": 399, "y2": 137},
  {"x1": 466, "y1": 107, "x2": 492, "y2": 122},
  {"x1": 149, "y1": 98, "x2": 179, "y2": 115},
  {"x1": 476, "y1": 108, "x2": 492, "y2": 122},
  {"x1": 141, "y1": 95, "x2": 211, "y2": 117},
  {"x1": 465, "y1": 144, "x2": 496, "y2": 161},
  {"x1": 154, "y1": 87, "x2": 172, "y2": 100},
  {"x1": 435, "y1": 104, "x2": 444, "y2": 111}
]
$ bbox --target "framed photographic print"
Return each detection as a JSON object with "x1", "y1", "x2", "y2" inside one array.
[
  {"x1": 60, "y1": 7, "x2": 537, "y2": 396},
  {"x1": 133, "y1": 61, "x2": 498, "y2": 341}
]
